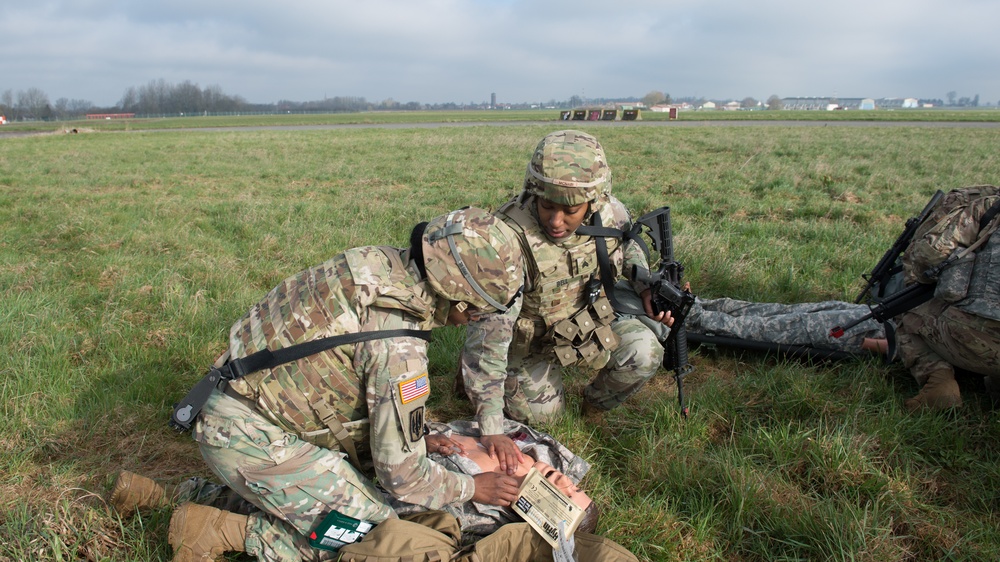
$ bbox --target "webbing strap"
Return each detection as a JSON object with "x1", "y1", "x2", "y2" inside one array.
[
  {"x1": 311, "y1": 398, "x2": 362, "y2": 469},
  {"x1": 170, "y1": 328, "x2": 432, "y2": 432},
  {"x1": 585, "y1": 212, "x2": 645, "y2": 316},
  {"x1": 978, "y1": 197, "x2": 1000, "y2": 231},
  {"x1": 218, "y1": 329, "x2": 432, "y2": 381}
]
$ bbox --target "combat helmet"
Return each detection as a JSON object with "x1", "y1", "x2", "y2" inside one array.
[
  {"x1": 422, "y1": 207, "x2": 524, "y2": 313},
  {"x1": 522, "y1": 130, "x2": 611, "y2": 206}
]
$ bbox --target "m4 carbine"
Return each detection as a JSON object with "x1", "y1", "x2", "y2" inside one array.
[
  {"x1": 631, "y1": 207, "x2": 696, "y2": 417},
  {"x1": 853, "y1": 190, "x2": 943, "y2": 305},
  {"x1": 832, "y1": 190, "x2": 944, "y2": 339}
]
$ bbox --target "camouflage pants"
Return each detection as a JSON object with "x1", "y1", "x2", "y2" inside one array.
[
  {"x1": 504, "y1": 316, "x2": 663, "y2": 422},
  {"x1": 897, "y1": 299, "x2": 1000, "y2": 385},
  {"x1": 194, "y1": 390, "x2": 396, "y2": 562},
  {"x1": 685, "y1": 297, "x2": 884, "y2": 351}
]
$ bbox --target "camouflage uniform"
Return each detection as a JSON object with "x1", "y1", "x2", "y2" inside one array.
[
  {"x1": 685, "y1": 297, "x2": 885, "y2": 351},
  {"x1": 897, "y1": 185, "x2": 1000, "y2": 396},
  {"x1": 461, "y1": 131, "x2": 663, "y2": 433},
  {"x1": 189, "y1": 208, "x2": 524, "y2": 561}
]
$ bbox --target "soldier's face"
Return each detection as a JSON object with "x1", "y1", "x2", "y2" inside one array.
[{"x1": 536, "y1": 198, "x2": 588, "y2": 239}]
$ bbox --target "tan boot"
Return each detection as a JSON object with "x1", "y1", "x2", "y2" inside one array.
[
  {"x1": 109, "y1": 470, "x2": 174, "y2": 515},
  {"x1": 169, "y1": 502, "x2": 247, "y2": 562},
  {"x1": 904, "y1": 368, "x2": 962, "y2": 411}
]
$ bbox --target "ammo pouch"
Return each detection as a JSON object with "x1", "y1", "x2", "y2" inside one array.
[
  {"x1": 511, "y1": 317, "x2": 538, "y2": 358},
  {"x1": 548, "y1": 296, "x2": 620, "y2": 369},
  {"x1": 934, "y1": 252, "x2": 975, "y2": 304}
]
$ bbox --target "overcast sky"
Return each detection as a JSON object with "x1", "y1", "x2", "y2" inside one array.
[{"x1": 3, "y1": 0, "x2": 998, "y2": 107}]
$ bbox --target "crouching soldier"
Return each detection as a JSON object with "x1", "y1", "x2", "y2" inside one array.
[
  {"x1": 897, "y1": 185, "x2": 1000, "y2": 410},
  {"x1": 163, "y1": 207, "x2": 525, "y2": 561}
]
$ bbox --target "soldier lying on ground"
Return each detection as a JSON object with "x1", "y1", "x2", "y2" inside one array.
[
  {"x1": 394, "y1": 419, "x2": 599, "y2": 541},
  {"x1": 678, "y1": 296, "x2": 889, "y2": 358},
  {"x1": 109, "y1": 421, "x2": 626, "y2": 559},
  {"x1": 110, "y1": 421, "x2": 597, "y2": 540}
]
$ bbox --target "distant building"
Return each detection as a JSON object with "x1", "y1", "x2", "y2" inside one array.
[
  {"x1": 650, "y1": 103, "x2": 692, "y2": 112},
  {"x1": 780, "y1": 96, "x2": 922, "y2": 110},
  {"x1": 701, "y1": 101, "x2": 716, "y2": 110}
]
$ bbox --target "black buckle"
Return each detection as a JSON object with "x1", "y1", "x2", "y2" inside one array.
[{"x1": 169, "y1": 367, "x2": 224, "y2": 432}]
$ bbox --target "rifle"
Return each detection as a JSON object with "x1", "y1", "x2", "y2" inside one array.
[
  {"x1": 831, "y1": 189, "x2": 1000, "y2": 340},
  {"x1": 854, "y1": 190, "x2": 943, "y2": 304},
  {"x1": 631, "y1": 207, "x2": 696, "y2": 417},
  {"x1": 830, "y1": 282, "x2": 933, "y2": 339}
]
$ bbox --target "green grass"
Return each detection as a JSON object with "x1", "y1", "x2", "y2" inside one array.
[
  {"x1": 1, "y1": 107, "x2": 998, "y2": 134},
  {"x1": 2, "y1": 119, "x2": 1000, "y2": 561}
]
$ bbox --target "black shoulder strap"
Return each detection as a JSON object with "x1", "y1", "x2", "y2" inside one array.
[
  {"x1": 220, "y1": 328, "x2": 432, "y2": 380},
  {"x1": 978, "y1": 197, "x2": 1000, "y2": 231},
  {"x1": 586, "y1": 212, "x2": 645, "y2": 315},
  {"x1": 169, "y1": 328, "x2": 432, "y2": 432}
]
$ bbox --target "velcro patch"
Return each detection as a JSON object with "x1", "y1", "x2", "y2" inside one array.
[
  {"x1": 398, "y1": 373, "x2": 430, "y2": 404},
  {"x1": 408, "y1": 407, "x2": 425, "y2": 442}
]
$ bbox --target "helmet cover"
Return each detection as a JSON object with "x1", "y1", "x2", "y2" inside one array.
[
  {"x1": 523, "y1": 130, "x2": 611, "y2": 206},
  {"x1": 422, "y1": 207, "x2": 523, "y2": 313}
]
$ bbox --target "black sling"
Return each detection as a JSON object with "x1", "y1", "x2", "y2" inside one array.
[{"x1": 169, "y1": 328, "x2": 432, "y2": 433}]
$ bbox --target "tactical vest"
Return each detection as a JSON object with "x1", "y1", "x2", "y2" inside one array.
[
  {"x1": 497, "y1": 200, "x2": 622, "y2": 368},
  {"x1": 227, "y1": 246, "x2": 434, "y2": 470},
  {"x1": 957, "y1": 228, "x2": 1000, "y2": 321}
]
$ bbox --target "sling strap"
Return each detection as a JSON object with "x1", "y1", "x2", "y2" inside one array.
[
  {"x1": 170, "y1": 328, "x2": 432, "y2": 433},
  {"x1": 576, "y1": 212, "x2": 650, "y2": 316}
]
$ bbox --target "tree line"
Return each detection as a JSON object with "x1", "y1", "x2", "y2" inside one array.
[{"x1": 0, "y1": 81, "x2": 993, "y2": 122}]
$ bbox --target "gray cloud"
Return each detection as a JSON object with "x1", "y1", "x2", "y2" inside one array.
[{"x1": 2, "y1": 0, "x2": 997, "y2": 107}]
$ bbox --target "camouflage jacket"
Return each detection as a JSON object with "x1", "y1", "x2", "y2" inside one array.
[
  {"x1": 462, "y1": 194, "x2": 648, "y2": 435},
  {"x1": 905, "y1": 185, "x2": 1000, "y2": 321},
  {"x1": 226, "y1": 246, "x2": 475, "y2": 509}
]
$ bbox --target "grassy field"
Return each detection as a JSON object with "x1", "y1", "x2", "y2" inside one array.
[
  {"x1": 1, "y1": 107, "x2": 999, "y2": 134},
  {"x1": 2, "y1": 119, "x2": 1000, "y2": 561}
]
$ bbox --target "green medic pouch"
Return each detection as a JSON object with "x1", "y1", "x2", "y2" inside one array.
[{"x1": 307, "y1": 510, "x2": 375, "y2": 552}]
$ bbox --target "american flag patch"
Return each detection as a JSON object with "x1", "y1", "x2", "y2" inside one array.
[{"x1": 398, "y1": 374, "x2": 430, "y2": 404}]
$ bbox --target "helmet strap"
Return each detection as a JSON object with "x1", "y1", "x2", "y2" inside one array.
[{"x1": 429, "y1": 211, "x2": 509, "y2": 313}]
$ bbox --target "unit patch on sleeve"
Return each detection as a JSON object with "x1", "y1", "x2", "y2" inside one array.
[
  {"x1": 408, "y1": 407, "x2": 425, "y2": 442},
  {"x1": 398, "y1": 373, "x2": 430, "y2": 404}
]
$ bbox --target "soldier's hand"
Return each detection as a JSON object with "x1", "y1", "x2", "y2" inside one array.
[
  {"x1": 641, "y1": 289, "x2": 675, "y2": 327},
  {"x1": 424, "y1": 433, "x2": 466, "y2": 456},
  {"x1": 471, "y1": 472, "x2": 519, "y2": 506},
  {"x1": 479, "y1": 434, "x2": 524, "y2": 476}
]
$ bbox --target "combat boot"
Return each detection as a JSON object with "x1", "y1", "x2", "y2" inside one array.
[
  {"x1": 109, "y1": 470, "x2": 176, "y2": 515},
  {"x1": 168, "y1": 502, "x2": 247, "y2": 562},
  {"x1": 904, "y1": 368, "x2": 962, "y2": 411},
  {"x1": 580, "y1": 399, "x2": 607, "y2": 423}
]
